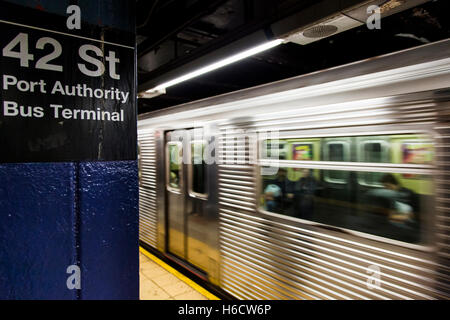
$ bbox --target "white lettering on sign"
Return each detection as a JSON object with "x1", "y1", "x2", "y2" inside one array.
[
  {"x1": 2, "y1": 33, "x2": 34, "y2": 67},
  {"x1": 50, "y1": 80, "x2": 129, "y2": 103},
  {"x1": 2, "y1": 32, "x2": 121, "y2": 80},
  {"x1": 2, "y1": 73, "x2": 130, "y2": 122},
  {"x1": 3, "y1": 100, "x2": 44, "y2": 118},
  {"x1": 3, "y1": 74, "x2": 47, "y2": 93},
  {"x1": 78, "y1": 44, "x2": 105, "y2": 77},
  {"x1": 35, "y1": 37, "x2": 63, "y2": 72},
  {"x1": 2, "y1": 75, "x2": 130, "y2": 104},
  {"x1": 2, "y1": 100, "x2": 124, "y2": 122},
  {"x1": 50, "y1": 104, "x2": 124, "y2": 122}
]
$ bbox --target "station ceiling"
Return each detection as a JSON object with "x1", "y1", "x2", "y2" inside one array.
[{"x1": 136, "y1": 0, "x2": 450, "y2": 114}]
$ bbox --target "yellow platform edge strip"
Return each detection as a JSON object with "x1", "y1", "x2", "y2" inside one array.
[{"x1": 139, "y1": 246, "x2": 221, "y2": 300}]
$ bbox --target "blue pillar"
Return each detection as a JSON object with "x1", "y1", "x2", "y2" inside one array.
[
  {"x1": 78, "y1": 161, "x2": 139, "y2": 300},
  {"x1": 0, "y1": 163, "x2": 77, "y2": 300}
]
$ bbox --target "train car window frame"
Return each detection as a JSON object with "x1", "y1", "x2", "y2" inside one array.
[
  {"x1": 357, "y1": 139, "x2": 390, "y2": 187},
  {"x1": 188, "y1": 140, "x2": 208, "y2": 199},
  {"x1": 359, "y1": 140, "x2": 390, "y2": 163},
  {"x1": 257, "y1": 130, "x2": 436, "y2": 249},
  {"x1": 166, "y1": 141, "x2": 183, "y2": 193},
  {"x1": 261, "y1": 140, "x2": 287, "y2": 160},
  {"x1": 323, "y1": 140, "x2": 350, "y2": 184}
]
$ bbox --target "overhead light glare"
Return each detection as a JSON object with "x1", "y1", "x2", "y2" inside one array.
[
  {"x1": 138, "y1": 88, "x2": 166, "y2": 99},
  {"x1": 145, "y1": 39, "x2": 284, "y2": 95}
]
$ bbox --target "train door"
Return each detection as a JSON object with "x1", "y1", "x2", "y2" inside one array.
[
  {"x1": 321, "y1": 137, "x2": 353, "y2": 225},
  {"x1": 165, "y1": 131, "x2": 185, "y2": 259},
  {"x1": 185, "y1": 129, "x2": 210, "y2": 272},
  {"x1": 165, "y1": 129, "x2": 210, "y2": 272}
]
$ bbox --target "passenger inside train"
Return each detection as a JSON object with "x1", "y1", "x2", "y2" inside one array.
[
  {"x1": 374, "y1": 173, "x2": 419, "y2": 223},
  {"x1": 291, "y1": 169, "x2": 320, "y2": 220},
  {"x1": 263, "y1": 168, "x2": 293, "y2": 213},
  {"x1": 261, "y1": 134, "x2": 433, "y2": 244}
]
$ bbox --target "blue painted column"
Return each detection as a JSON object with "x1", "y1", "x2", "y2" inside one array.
[
  {"x1": 78, "y1": 161, "x2": 139, "y2": 300},
  {"x1": 0, "y1": 163, "x2": 78, "y2": 300},
  {"x1": 0, "y1": 0, "x2": 138, "y2": 299}
]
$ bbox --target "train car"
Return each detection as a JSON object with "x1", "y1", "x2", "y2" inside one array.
[{"x1": 138, "y1": 39, "x2": 450, "y2": 299}]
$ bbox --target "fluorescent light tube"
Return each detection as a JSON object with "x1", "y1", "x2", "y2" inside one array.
[{"x1": 145, "y1": 39, "x2": 284, "y2": 94}]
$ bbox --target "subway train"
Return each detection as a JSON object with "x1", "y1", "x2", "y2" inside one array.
[{"x1": 137, "y1": 39, "x2": 450, "y2": 299}]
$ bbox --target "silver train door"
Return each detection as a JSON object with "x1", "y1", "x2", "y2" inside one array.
[
  {"x1": 185, "y1": 128, "x2": 209, "y2": 272},
  {"x1": 165, "y1": 128, "x2": 210, "y2": 272},
  {"x1": 165, "y1": 131, "x2": 185, "y2": 259}
]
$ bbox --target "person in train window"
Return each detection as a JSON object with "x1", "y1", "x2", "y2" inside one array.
[
  {"x1": 169, "y1": 171, "x2": 179, "y2": 188},
  {"x1": 379, "y1": 173, "x2": 419, "y2": 224},
  {"x1": 264, "y1": 183, "x2": 282, "y2": 212},
  {"x1": 263, "y1": 168, "x2": 294, "y2": 214},
  {"x1": 364, "y1": 174, "x2": 419, "y2": 225},
  {"x1": 293, "y1": 169, "x2": 319, "y2": 220}
]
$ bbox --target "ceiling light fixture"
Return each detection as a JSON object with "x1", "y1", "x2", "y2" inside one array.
[{"x1": 140, "y1": 39, "x2": 284, "y2": 98}]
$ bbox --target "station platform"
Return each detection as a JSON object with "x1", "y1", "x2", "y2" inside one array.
[{"x1": 139, "y1": 247, "x2": 220, "y2": 300}]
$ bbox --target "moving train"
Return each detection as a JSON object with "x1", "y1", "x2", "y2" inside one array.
[{"x1": 138, "y1": 39, "x2": 450, "y2": 299}]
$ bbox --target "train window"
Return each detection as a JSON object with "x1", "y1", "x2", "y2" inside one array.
[
  {"x1": 328, "y1": 143, "x2": 345, "y2": 161},
  {"x1": 361, "y1": 141, "x2": 389, "y2": 162},
  {"x1": 260, "y1": 167, "x2": 432, "y2": 244},
  {"x1": 358, "y1": 140, "x2": 389, "y2": 187},
  {"x1": 324, "y1": 141, "x2": 350, "y2": 184},
  {"x1": 167, "y1": 142, "x2": 182, "y2": 190},
  {"x1": 190, "y1": 141, "x2": 207, "y2": 196},
  {"x1": 263, "y1": 135, "x2": 433, "y2": 164},
  {"x1": 262, "y1": 140, "x2": 287, "y2": 160},
  {"x1": 259, "y1": 133, "x2": 434, "y2": 244},
  {"x1": 354, "y1": 135, "x2": 434, "y2": 164}
]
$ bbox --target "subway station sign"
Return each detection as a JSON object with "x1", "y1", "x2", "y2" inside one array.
[{"x1": 0, "y1": 0, "x2": 136, "y2": 162}]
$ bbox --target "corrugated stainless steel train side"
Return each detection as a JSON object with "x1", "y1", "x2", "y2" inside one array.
[{"x1": 138, "y1": 39, "x2": 450, "y2": 299}]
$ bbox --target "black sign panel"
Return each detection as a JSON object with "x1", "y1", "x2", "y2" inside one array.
[{"x1": 0, "y1": 1, "x2": 136, "y2": 162}]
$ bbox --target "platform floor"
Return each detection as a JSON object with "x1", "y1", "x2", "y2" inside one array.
[{"x1": 139, "y1": 249, "x2": 210, "y2": 300}]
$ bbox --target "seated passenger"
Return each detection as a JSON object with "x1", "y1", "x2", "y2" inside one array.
[
  {"x1": 263, "y1": 168, "x2": 294, "y2": 213},
  {"x1": 367, "y1": 174, "x2": 419, "y2": 224},
  {"x1": 264, "y1": 183, "x2": 282, "y2": 212},
  {"x1": 380, "y1": 174, "x2": 419, "y2": 223},
  {"x1": 293, "y1": 169, "x2": 319, "y2": 220}
]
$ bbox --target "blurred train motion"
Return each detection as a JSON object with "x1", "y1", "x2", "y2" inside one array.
[{"x1": 138, "y1": 39, "x2": 450, "y2": 299}]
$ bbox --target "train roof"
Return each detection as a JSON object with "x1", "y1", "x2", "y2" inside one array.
[{"x1": 138, "y1": 38, "x2": 450, "y2": 127}]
